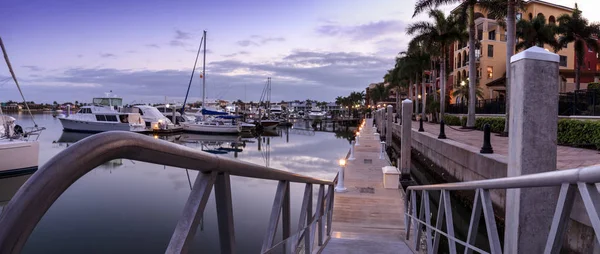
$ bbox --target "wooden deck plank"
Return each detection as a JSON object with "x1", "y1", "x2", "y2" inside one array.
[{"x1": 322, "y1": 118, "x2": 412, "y2": 253}]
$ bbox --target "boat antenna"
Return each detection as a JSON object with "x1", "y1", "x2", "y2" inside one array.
[
  {"x1": 180, "y1": 32, "x2": 205, "y2": 114},
  {"x1": 0, "y1": 37, "x2": 37, "y2": 127}
]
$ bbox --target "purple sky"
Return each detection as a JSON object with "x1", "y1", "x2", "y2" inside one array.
[{"x1": 1, "y1": 0, "x2": 593, "y2": 104}]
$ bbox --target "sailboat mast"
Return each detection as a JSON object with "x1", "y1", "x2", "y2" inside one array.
[{"x1": 202, "y1": 30, "x2": 207, "y2": 113}]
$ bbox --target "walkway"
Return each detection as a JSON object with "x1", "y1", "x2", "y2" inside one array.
[
  {"x1": 411, "y1": 121, "x2": 600, "y2": 169},
  {"x1": 322, "y1": 118, "x2": 412, "y2": 254}
]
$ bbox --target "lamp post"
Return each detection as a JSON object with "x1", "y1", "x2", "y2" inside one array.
[
  {"x1": 355, "y1": 131, "x2": 360, "y2": 146},
  {"x1": 349, "y1": 140, "x2": 356, "y2": 160},
  {"x1": 335, "y1": 159, "x2": 347, "y2": 192}
]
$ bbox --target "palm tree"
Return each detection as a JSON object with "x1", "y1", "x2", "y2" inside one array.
[
  {"x1": 516, "y1": 14, "x2": 558, "y2": 51},
  {"x1": 556, "y1": 4, "x2": 600, "y2": 91},
  {"x1": 407, "y1": 9, "x2": 466, "y2": 119},
  {"x1": 370, "y1": 83, "x2": 389, "y2": 106},
  {"x1": 404, "y1": 39, "x2": 431, "y2": 120},
  {"x1": 452, "y1": 82, "x2": 484, "y2": 103}
]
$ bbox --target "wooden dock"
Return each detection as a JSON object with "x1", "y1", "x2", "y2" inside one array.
[{"x1": 322, "y1": 118, "x2": 412, "y2": 254}]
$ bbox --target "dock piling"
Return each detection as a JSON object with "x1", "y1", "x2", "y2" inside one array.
[
  {"x1": 400, "y1": 99, "x2": 413, "y2": 181},
  {"x1": 379, "y1": 141, "x2": 385, "y2": 160},
  {"x1": 348, "y1": 140, "x2": 356, "y2": 161}
]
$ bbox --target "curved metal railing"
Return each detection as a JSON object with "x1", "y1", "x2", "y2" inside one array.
[
  {"x1": 404, "y1": 164, "x2": 600, "y2": 254},
  {"x1": 0, "y1": 131, "x2": 337, "y2": 253}
]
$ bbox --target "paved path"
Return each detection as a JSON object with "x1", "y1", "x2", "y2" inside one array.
[
  {"x1": 322, "y1": 118, "x2": 412, "y2": 254},
  {"x1": 411, "y1": 120, "x2": 600, "y2": 169}
]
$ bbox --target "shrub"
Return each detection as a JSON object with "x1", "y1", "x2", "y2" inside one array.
[
  {"x1": 558, "y1": 119, "x2": 600, "y2": 149},
  {"x1": 588, "y1": 82, "x2": 600, "y2": 90},
  {"x1": 474, "y1": 117, "x2": 505, "y2": 133},
  {"x1": 443, "y1": 114, "x2": 462, "y2": 126}
]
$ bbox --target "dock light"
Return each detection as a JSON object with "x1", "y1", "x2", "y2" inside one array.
[
  {"x1": 336, "y1": 159, "x2": 347, "y2": 192},
  {"x1": 166, "y1": 104, "x2": 170, "y2": 108}
]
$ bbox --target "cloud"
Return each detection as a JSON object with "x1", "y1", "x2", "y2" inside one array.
[
  {"x1": 77, "y1": 54, "x2": 84, "y2": 58},
  {"x1": 100, "y1": 53, "x2": 116, "y2": 58},
  {"x1": 169, "y1": 40, "x2": 187, "y2": 47},
  {"x1": 316, "y1": 20, "x2": 405, "y2": 39},
  {"x1": 222, "y1": 51, "x2": 250, "y2": 57},
  {"x1": 146, "y1": 44, "x2": 160, "y2": 48},
  {"x1": 22, "y1": 65, "x2": 44, "y2": 72},
  {"x1": 126, "y1": 50, "x2": 137, "y2": 54},
  {"x1": 174, "y1": 29, "x2": 192, "y2": 40},
  {"x1": 237, "y1": 40, "x2": 259, "y2": 47},
  {"x1": 236, "y1": 36, "x2": 285, "y2": 47}
]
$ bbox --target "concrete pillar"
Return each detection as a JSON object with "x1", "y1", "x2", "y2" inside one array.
[
  {"x1": 504, "y1": 46, "x2": 560, "y2": 254},
  {"x1": 386, "y1": 105, "x2": 393, "y2": 145},
  {"x1": 400, "y1": 99, "x2": 412, "y2": 179}
]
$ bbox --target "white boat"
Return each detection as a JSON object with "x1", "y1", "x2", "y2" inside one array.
[
  {"x1": 124, "y1": 105, "x2": 183, "y2": 132},
  {"x1": 58, "y1": 95, "x2": 146, "y2": 133},
  {"x1": 269, "y1": 105, "x2": 283, "y2": 116},
  {"x1": 308, "y1": 106, "x2": 325, "y2": 120},
  {"x1": 0, "y1": 115, "x2": 39, "y2": 177},
  {"x1": 182, "y1": 119, "x2": 241, "y2": 134}
]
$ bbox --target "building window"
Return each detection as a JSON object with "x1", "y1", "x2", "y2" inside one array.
[
  {"x1": 588, "y1": 61, "x2": 591, "y2": 70},
  {"x1": 487, "y1": 67, "x2": 493, "y2": 79},
  {"x1": 559, "y1": 55, "x2": 567, "y2": 67},
  {"x1": 549, "y1": 16, "x2": 556, "y2": 24},
  {"x1": 488, "y1": 30, "x2": 496, "y2": 41},
  {"x1": 487, "y1": 45, "x2": 494, "y2": 57}
]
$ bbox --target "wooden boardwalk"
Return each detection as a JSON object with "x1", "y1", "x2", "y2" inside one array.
[{"x1": 322, "y1": 118, "x2": 412, "y2": 254}]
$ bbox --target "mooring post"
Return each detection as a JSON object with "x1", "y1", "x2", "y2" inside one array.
[
  {"x1": 335, "y1": 159, "x2": 347, "y2": 192},
  {"x1": 438, "y1": 119, "x2": 447, "y2": 139},
  {"x1": 418, "y1": 117, "x2": 424, "y2": 132},
  {"x1": 386, "y1": 105, "x2": 393, "y2": 145},
  {"x1": 379, "y1": 141, "x2": 385, "y2": 160},
  {"x1": 400, "y1": 99, "x2": 412, "y2": 182},
  {"x1": 480, "y1": 123, "x2": 493, "y2": 154},
  {"x1": 348, "y1": 140, "x2": 356, "y2": 161},
  {"x1": 355, "y1": 132, "x2": 360, "y2": 146},
  {"x1": 505, "y1": 46, "x2": 560, "y2": 254}
]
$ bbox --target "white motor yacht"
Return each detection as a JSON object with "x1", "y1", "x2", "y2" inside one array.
[
  {"x1": 0, "y1": 115, "x2": 39, "y2": 177},
  {"x1": 58, "y1": 95, "x2": 146, "y2": 132},
  {"x1": 308, "y1": 106, "x2": 325, "y2": 120},
  {"x1": 124, "y1": 105, "x2": 183, "y2": 132}
]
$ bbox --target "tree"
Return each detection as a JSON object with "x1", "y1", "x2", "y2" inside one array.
[
  {"x1": 370, "y1": 83, "x2": 389, "y2": 106},
  {"x1": 516, "y1": 14, "x2": 558, "y2": 51},
  {"x1": 556, "y1": 4, "x2": 600, "y2": 90},
  {"x1": 404, "y1": 39, "x2": 431, "y2": 120},
  {"x1": 452, "y1": 82, "x2": 484, "y2": 103},
  {"x1": 407, "y1": 9, "x2": 466, "y2": 119}
]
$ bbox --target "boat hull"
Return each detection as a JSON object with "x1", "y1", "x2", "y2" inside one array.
[
  {"x1": 0, "y1": 140, "x2": 38, "y2": 177},
  {"x1": 308, "y1": 114, "x2": 324, "y2": 120},
  {"x1": 182, "y1": 123, "x2": 240, "y2": 134},
  {"x1": 59, "y1": 117, "x2": 139, "y2": 132},
  {"x1": 260, "y1": 120, "x2": 279, "y2": 129}
]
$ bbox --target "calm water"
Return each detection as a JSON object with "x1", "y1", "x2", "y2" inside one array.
[{"x1": 1, "y1": 112, "x2": 354, "y2": 253}]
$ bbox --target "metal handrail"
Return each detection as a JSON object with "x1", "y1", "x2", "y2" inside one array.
[
  {"x1": 0, "y1": 131, "x2": 335, "y2": 253},
  {"x1": 404, "y1": 164, "x2": 600, "y2": 254},
  {"x1": 407, "y1": 164, "x2": 600, "y2": 191}
]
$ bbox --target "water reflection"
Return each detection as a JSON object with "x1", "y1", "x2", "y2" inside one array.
[
  {"x1": 0, "y1": 174, "x2": 30, "y2": 215},
  {"x1": 2, "y1": 114, "x2": 356, "y2": 253}
]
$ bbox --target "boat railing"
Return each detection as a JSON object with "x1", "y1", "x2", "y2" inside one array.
[
  {"x1": 0, "y1": 131, "x2": 337, "y2": 254},
  {"x1": 404, "y1": 164, "x2": 600, "y2": 253}
]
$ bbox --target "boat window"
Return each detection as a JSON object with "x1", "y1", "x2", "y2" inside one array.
[
  {"x1": 119, "y1": 115, "x2": 128, "y2": 123},
  {"x1": 93, "y1": 98, "x2": 111, "y2": 106},
  {"x1": 96, "y1": 115, "x2": 107, "y2": 121},
  {"x1": 110, "y1": 98, "x2": 123, "y2": 106},
  {"x1": 105, "y1": 115, "x2": 118, "y2": 122}
]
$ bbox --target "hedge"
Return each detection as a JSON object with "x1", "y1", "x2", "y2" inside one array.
[
  {"x1": 448, "y1": 116, "x2": 600, "y2": 149},
  {"x1": 557, "y1": 119, "x2": 600, "y2": 149},
  {"x1": 474, "y1": 117, "x2": 505, "y2": 133},
  {"x1": 443, "y1": 115, "x2": 467, "y2": 127}
]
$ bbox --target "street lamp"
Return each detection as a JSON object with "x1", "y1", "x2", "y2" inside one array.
[
  {"x1": 460, "y1": 81, "x2": 466, "y2": 86},
  {"x1": 418, "y1": 95, "x2": 422, "y2": 99}
]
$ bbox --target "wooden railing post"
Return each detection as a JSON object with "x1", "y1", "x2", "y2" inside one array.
[
  {"x1": 166, "y1": 171, "x2": 217, "y2": 254},
  {"x1": 261, "y1": 181, "x2": 288, "y2": 253},
  {"x1": 215, "y1": 173, "x2": 235, "y2": 254}
]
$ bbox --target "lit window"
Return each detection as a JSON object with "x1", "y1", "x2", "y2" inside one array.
[{"x1": 487, "y1": 67, "x2": 493, "y2": 79}]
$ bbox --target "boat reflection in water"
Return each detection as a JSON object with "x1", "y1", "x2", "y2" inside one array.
[
  {"x1": 176, "y1": 133, "x2": 245, "y2": 157},
  {"x1": 0, "y1": 174, "x2": 31, "y2": 215}
]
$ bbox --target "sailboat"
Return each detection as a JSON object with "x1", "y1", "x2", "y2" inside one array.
[
  {"x1": 255, "y1": 77, "x2": 278, "y2": 130},
  {"x1": 0, "y1": 37, "x2": 44, "y2": 177},
  {"x1": 181, "y1": 31, "x2": 241, "y2": 134}
]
